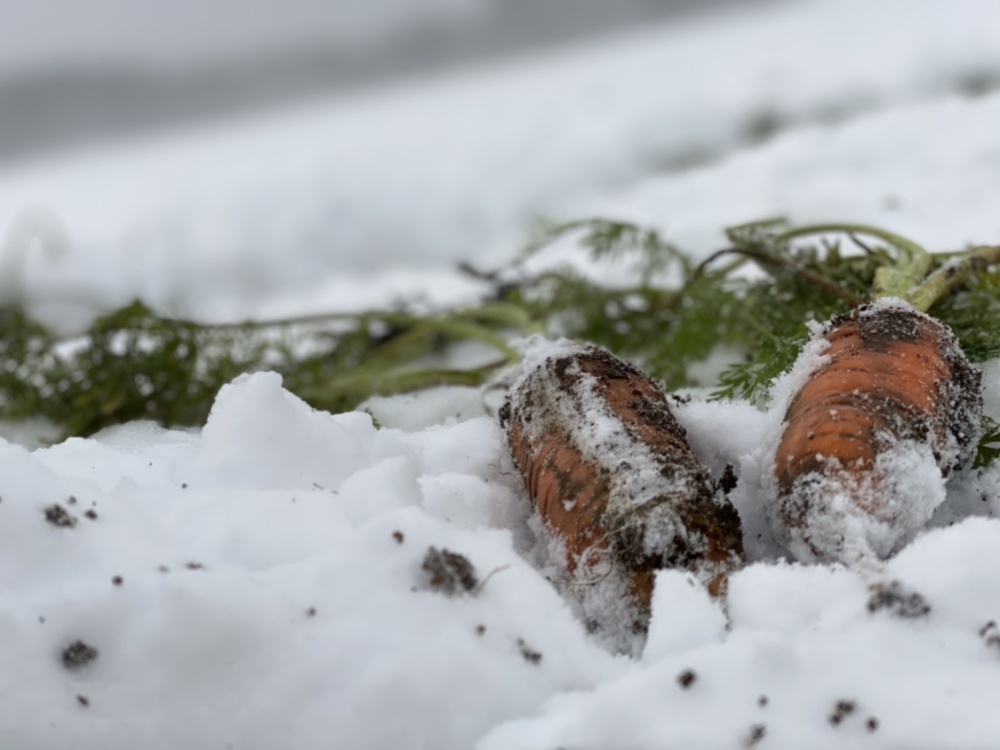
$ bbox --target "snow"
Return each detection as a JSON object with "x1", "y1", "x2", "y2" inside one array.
[
  {"x1": 3, "y1": 0, "x2": 1000, "y2": 747},
  {"x1": 3, "y1": 373, "x2": 622, "y2": 748},
  {"x1": 482, "y1": 522, "x2": 1000, "y2": 750},
  {"x1": 4, "y1": 356, "x2": 1000, "y2": 747}
]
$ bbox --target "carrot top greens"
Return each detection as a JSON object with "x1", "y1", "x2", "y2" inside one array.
[{"x1": 1, "y1": 217, "x2": 999, "y2": 457}]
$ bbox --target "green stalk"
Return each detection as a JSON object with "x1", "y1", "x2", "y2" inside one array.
[
  {"x1": 297, "y1": 361, "x2": 507, "y2": 406},
  {"x1": 776, "y1": 223, "x2": 931, "y2": 302},
  {"x1": 776, "y1": 223, "x2": 927, "y2": 259},
  {"x1": 775, "y1": 224, "x2": 1000, "y2": 313},
  {"x1": 451, "y1": 302, "x2": 545, "y2": 335},
  {"x1": 906, "y1": 246, "x2": 1000, "y2": 313}
]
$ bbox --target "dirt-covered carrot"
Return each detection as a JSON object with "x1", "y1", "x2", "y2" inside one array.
[
  {"x1": 765, "y1": 227, "x2": 994, "y2": 566},
  {"x1": 500, "y1": 337, "x2": 744, "y2": 645},
  {"x1": 769, "y1": 300, "x2": 981, "y2": 563}
]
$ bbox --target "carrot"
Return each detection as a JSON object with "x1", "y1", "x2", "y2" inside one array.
[
  {"x1": 765, "y1": 227, "x2": 993, "y2": 566},
  {"x1": 500, "y1": 338, "x2": 744, "y2": 643}
]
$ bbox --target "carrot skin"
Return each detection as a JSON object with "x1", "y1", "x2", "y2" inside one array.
[
  {"x1": 502, "y1": 340, "x2": 744, "y2": 641},
  {"x1": 770, "y1": 302, "x2": 982, "y2": 563}
]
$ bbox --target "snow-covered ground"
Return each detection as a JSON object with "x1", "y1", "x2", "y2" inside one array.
[{"x1": 4, "y1": 0, "x2": 1000, "y2": 747}]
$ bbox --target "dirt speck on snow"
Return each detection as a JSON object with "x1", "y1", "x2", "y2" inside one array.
[
  {"x1": 44, "y1": 504, "x2": 77, "y2": 528},
  {"x1": 744, "y1": 723, "x2": 766, "y2": 748},
  {"x1": 829, "y1": 699, "x2": 856, "y2": 726},
  {"x1": 516, "y1": 638, "x2": 543, "y2": 665},
  {"x1": 62, "y1": 640, "x2": 99, "y2": 670},
  {"x1": 421, "y1": 547, "x2": 478, "y2": 595},
  {"x1": 867, "y1": 582, "x2": 931, "y2": 619}
]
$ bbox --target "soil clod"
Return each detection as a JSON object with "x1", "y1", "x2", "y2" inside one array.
[
  {"x1": 516, "y1": 638, "x2": 542, "y2": 664},
  {"x1": 62, "y1": 640, "x2": 99, "y2": 670},
  {"x1": 744, "y1": 723, "x2": 767, "y2": 748},
  {"x1": 829, "y1": 699, "x2": 856, "y2": 726},
  {"x1": 980, "y1": 621, "x2": 1000, "y2": 649},
  {"x1": 867, "y1": 582, "x2": 931, "y2": 619},
  {"x1": 677, "y1": 669, "x2": 697, "y2": 689},
  {"x1": 44, "y1": 504, "x2": 77, "y2": 528},
  {"x1": 421, "y1": 547, "x2": 478, "y2": 595}
]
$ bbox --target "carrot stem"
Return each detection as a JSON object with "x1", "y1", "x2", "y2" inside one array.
[
  {"x1": 776, "y1": 223, "x2": 931, "y2": 302},
  {"x1": 906, "y1": 245, "x2": 1000, "y2": 313},
  {"x1": 693, "y1": 247, "x2": 860, "y2": 305},
  {"x1": 776, "y1": 223, "x2": 926, "y2": 258}
]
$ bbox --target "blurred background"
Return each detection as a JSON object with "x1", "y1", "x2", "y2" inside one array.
[
  {"x1": 0, "y1": 0, "x2": 746, "y2": 163},
  {"x1": 1, "y1": 0, "x2": 999, "y2": 333}
]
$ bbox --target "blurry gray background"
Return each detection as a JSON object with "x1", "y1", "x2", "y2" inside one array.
[{"x1": 0, "y1": 0, "x2": 750, "y2": 164}]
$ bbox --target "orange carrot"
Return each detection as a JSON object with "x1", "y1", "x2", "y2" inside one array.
[
  {"x1": 501, "y1": 339, "x2": 744, "y2": 642},
  {"x1": 770, "y1": 300, "x2": 982, "y2": 564}
]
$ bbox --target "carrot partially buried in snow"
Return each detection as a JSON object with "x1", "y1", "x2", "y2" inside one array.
[
  {"x1": 500, "y1": 339, "x2": 744, "y2": 642},
  {"x1": 759, "y1": 226, "x2": 996, "y2": 566}
]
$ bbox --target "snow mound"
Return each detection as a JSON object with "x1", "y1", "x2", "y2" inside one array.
[
  {"x1": 0, "y1": 373, "x2": 623, "y2": 749},
  {"x1": 480, "y1": 521, "x2": 1000, "y2": 749},
  {"x1": 1, "y1": 364, "x2": 999, "y2": 748}
]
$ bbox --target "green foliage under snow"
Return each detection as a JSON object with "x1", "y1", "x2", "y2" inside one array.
[{"x1": 2, "y1": 218, "x2": 1000, "y2": 467}]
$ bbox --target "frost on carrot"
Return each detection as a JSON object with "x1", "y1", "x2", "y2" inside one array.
[
  {"x1": 768, "y1": 299, "x2": 983, "y2": 565},
  {"x1": 501, "y1": 337, "x2": 744, "y2": 648}
]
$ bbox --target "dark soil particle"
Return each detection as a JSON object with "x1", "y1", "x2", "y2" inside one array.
[
  {"x1": 76, "y1": 695, "x2": 90, "y2": 708},
  {"x1": 62, "y1": 640, "x2": 99, "y2": 670},
  {"x1": 980, "y1": 621, "x2": 1000, "y2": 649},
  {"x1": 306, "y1": 607, "x2": 317, "y2": 618},
  {"x1": 111, "y1": 576, "x2": 123, "y2": 586},
  {"x1": 719, "y1": 464, "x2": 739, "y2": 495},
  {"x1": 829, "y1": 699, "x2": 856, "y2": 726},
  {"x1": 84, "y1": 509, "x2": 98, "y2": 521},
  {"x1": 677, "y1": 669, "x2": 697, "y2": 689},
  {"x1": 867, "y1": 582, "x2": 931, "y2": 619},
  {"x1": 744, "y1": 723, "x2": 767, "y2": 748},
  {"x1": 867, "y1": 717, "x2": 879, "y2": 732},
  {"x1": 758, "y1": 695, "x2": 769, "y2": 708},
  {"x1": 517, "y1": 638, "x2": 543, "y2": 665},
  {"x1": 476, "y1": 624, "x2": 486, "y2": 636},
  {"x1": 186, "y1": 561, "x2": 205, "y2": 571},
  {"x1": 44, "y1": 504, "x2": 77, "y2": 528},
  {"x1": 497, "y1": 401, "x2": 511, "y2": 428},
  {"x1": 421, "y1": 547, "x2": 478, "y2": 595},
  {"x1": 67, "y1": 496, "x2": 77, "y2": 505},
  {"x1": 392, "y1": 530, "x2": 405, "y2": 544}
]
